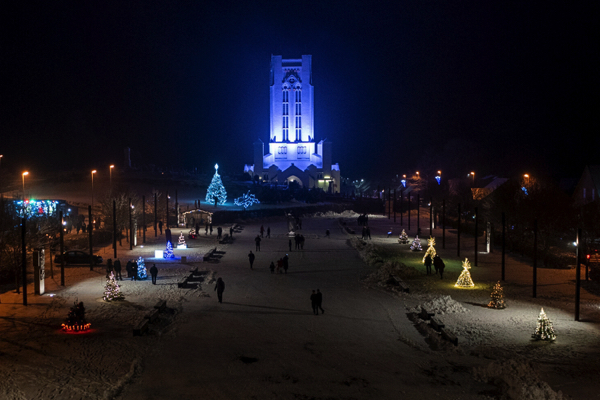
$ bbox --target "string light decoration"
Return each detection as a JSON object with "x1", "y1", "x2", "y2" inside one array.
[
  {"x1": 177, "y1": 232, "x2": 187, "y2": 249},
  {"x1": 137, "y1": 256, "x2": 148, "y2": 279},
  {"x1": 398, "y1": 229, "x2": 409, "y2": 244},
  {"x1": 410, "y1": 235, "x2": 422, "y2": 251},
  {"x1": 487, "y1": 281, "x2": 506, "y2": 309},
  {"x1": 61, "y1": 301, "x2": 91, "y2": 332},
  {"x1": 205, "y1": 163, "x2": 227, "y2": 205},
  {"x1": 234, "y1": 190, "x2": 260, "y2": 209},
  {"x1": 422, "y1": 236, "x2": 437, "y2": 263},
  {"x1": 103, "y1": 271, "x2": 124, "y2": 302},
  {"x1": 455, "y1": 258, "x2": 475, "y2": 288},
  {"x1": 532, "y1": 308, "x2": 557, "y2": 341},
  {"x1": 163, "y1": 241, "x2": 175, "y2": 259}
]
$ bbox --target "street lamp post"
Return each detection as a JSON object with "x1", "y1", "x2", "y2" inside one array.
[
  {"x1": 110, "y1": 165, "x2": 114, "y2": 188},
  {"x1": 91, "y1": 170, "x2": 97, "y2": 207},
  {"x1": 0, "y1": 154, "x2": 3, "y2": 167},
  {"x1": 470, "y1": 171, "x2": 475, "y2": 187},
  {"x1": 22, "y1": 171, "x2": 29, "y2": 198},
  {"x1": 524, "y1": 173, "x2": 529, "y2": 186}
]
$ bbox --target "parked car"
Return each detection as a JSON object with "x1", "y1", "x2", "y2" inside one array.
[{"x1": 54, "y1": 250, "x2": 103, "y2": 265}]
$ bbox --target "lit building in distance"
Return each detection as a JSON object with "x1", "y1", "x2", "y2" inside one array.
[{"x1": 245, "y1": 55, "x2": 340, "y2": 193}]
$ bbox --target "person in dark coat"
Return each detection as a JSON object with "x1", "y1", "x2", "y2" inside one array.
[
  {"x1": 158, "y1": 220, "x2": 163, "y2": 235},
  {"x1": 316, "y1": 289, "x2": 324, "y2": 314},
  {"x1": 310, "y1": 290, "x2": 319, "y2": 315},
  {"x1": 125, "y1": 261, "x2": 132, "y2": 278},
  {"x1": 132, "y1": 260, "x2": 138, "y2": 281},
  {"x1": 106, "y1": 259, "x2": 113, "y2": 278},
  {"x1": 217, "y1": 226, "x2": 222, "y2": 239},
  {"x1": 255, "y1": 235, "x2": 261, "y2": 251},
  {"x1": 434, "y1": 255, "x2": 445, "y2": 279},
  {"x1": 195, "y1": 223, "x2": 200, "y2": 237},
  {"x1": 424, "y1": 255, "x2": 432, "y2": 275},
  {"x1": 288, "y1": 239, "x2": 292, "y2": 252},
  {"x1": 269, "y1": 261, "x2": 275, "y2": 274},
  {"x1": 113, "y1": 259, "x2": 122, "y2": 280},
  {"x1": 150, "y1": 264, "x2": 158, "y2": 284},
  {"x1": 248, "y1": 251, "x2": 255, "y2": 269},
  {"x1": 214, "y1": 277, "x2": 225, "y2": 303},
  {"x1": 229, "y1": 226, "x2": 234, "y2": 237},
  {"x1": 282, "y1": 254, "x2": 289, "y2": 274}
]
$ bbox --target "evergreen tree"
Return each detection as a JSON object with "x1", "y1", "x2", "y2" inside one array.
[
  {"x1": 410, "y1": 235, "x2": 422, "y2": 251},
  {"x1": 163, "y1": 241, "x2": 175, "y2": 259},
  {"x1": 455, "y1": 258, "x2": 475, "y2": 288},
  {"x1": 205, "y1": 163, "x2": 227, "y2": 205},
  {"x1": 487, "y1": 281, "x2": 506, "y2": 309},
  {"x1": 532, "y1": 308, "x2": 557, "y2": 341},
  {"x1": 62, "y1": 301, "x2": 91, "y2": 332},
  {"x1": 398, "y1": 229, "x2": 409, "y2": 243},
  {"x1": 137, "y1": 256, "x2": 148, "y2": 279},
  {"x1": 103, "y1": 271, "x2": 125, "y2": 301},
  {"x1": 177, "y1": 232, "x2": 187, "y2": 248},
  {"x1": 422, "y1": 236, "x2": 437, "y2": 263}
]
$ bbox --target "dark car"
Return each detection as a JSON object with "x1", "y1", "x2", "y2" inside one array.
[{"x1": 54, "y1": 250, "x2": 103, "y2": 265}]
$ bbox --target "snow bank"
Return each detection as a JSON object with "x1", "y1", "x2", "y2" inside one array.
[
  {"x1": 473, "y1": 359, "x2": 566, "y2": 400},
  {"x1": 411, "y1": 295, "x2": 470, "y2": 315}
]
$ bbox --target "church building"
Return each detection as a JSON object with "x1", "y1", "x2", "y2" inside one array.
[{"x1": 245, "y1": 55, "x2": 340, "y2": 193}]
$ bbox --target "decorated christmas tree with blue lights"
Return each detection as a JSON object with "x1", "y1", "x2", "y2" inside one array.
[
  {"x1": 163, "y1": 241, "x2": 175, "y2": 259},
  {"x1": 137, "y1": 256, "x2": 148, "y2": 280},
  {"x1": 205, "y1": 164, "x2": 227, "y2": 206}
]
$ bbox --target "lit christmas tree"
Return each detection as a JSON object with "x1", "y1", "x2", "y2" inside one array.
[
  {"x1": 455, "y1": 258, "x2": 475, "y2": 288},
  {"x1": 422, "y1": 236, "x2": 437, "y2": 263},
  {"x1": 103, "y1": 271, "x2": 124, "y2": 302},
  {"x1": 532, "y1": 308, "x2": 557, "y2": 341},
  {"x1": 234, "y1": 190, "x2": 260, "y2": 209},
  {"x1": 398, "y1": 229, "x2": 409, "y2": 244},
  {"x1": 163, "y1": 241, "x2": 175, "y2": 259},
  {"x1": 61, "y1": 301, "x2": 91, "y2": 332},
  {"x1": 177, "y1": 232, "x2": 187, "y2": 249},
  {"x1": 487, "y1": 281, "x2": 506, "y2": 309},
  {"x1": 205, "y1": 163, "x2": 227, "y2": 206},
  {"x1": 137, "y1": 256, "x2": 148, "y2": 279},
  {"x1": 410, "y1": 235, "x2": 422, "y2": 251}
]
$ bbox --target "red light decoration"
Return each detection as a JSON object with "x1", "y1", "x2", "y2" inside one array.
[{"x1": 61, "y1": 322, "x2": 91, "y2": 332}]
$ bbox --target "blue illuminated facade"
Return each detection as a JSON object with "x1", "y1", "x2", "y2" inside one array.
[{"x1": 245, "y1": 55, "x2": 340, "y2": 193}]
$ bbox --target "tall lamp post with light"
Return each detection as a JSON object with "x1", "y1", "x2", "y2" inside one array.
[
  {"x1": 110, "y1": 165, "x2": 114, "y2": 188},
  {"x1": 22, "y1": 171, "x2": 29, "y2": 199},
  {"x1": 470, "y1": 171, "x2": 475, "y2": 187},
  {"x1": 91, "y1": 170, "x2": 97, "y2": 207}
]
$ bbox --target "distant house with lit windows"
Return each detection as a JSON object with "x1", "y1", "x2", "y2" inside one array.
[
  {"x1": 244, "y1": 55, "x2": 340, "y2": 193},
  {"x1": 573, "y1": 165, "x2": 600, "y2": 207}
]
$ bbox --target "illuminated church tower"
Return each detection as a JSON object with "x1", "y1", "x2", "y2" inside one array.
[{"x1": 245, "y1": 55, "x2": 340, "y2": 193}]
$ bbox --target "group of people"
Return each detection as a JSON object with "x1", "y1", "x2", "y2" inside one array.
[
  {"x1": 259, "y1": 225, "x2": 270, "y2": 238},
  {"x1": 293, "y1": 234, "x2": 305, "y2": 250},
  {"x1": 310, "y1": 289, "x2": 324, "y2": 315},
  {"x1": 104, "y1": 258, "x2": 159, "y2": 283},
  {"x1": 361, "y1": 226, "x2": 372, "y2": 240},
  {"x1": 423, "y1": 254, "x2": 446, "y2": 279}
]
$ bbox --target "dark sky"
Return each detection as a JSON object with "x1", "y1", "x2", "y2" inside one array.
[{"x1": 2, "y1": 1, "x2": 598, "y2": 181}]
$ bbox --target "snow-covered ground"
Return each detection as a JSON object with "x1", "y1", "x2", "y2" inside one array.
[{"x1": 1, "y1": 208, "x2": 598, "y2": 399}]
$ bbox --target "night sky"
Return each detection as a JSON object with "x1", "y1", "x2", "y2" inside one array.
[{"x1": 2, "y1": 2, "x2": 598, "y2": 181}]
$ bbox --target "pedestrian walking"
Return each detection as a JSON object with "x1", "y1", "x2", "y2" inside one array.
[
  {"x1": 277, "y1": 258, "x2": 283, "y2": 274},
  {"x1": 125, "y1": 260, "x2": 133, "y2": 278},
  {"x1": 248, "y1": 251, "x2": 255, "y2": 269},
  {"x1": 106, "y1": 259, "x2": 113, "y2": 278},
  {"x1": 288, "y1": 239, "x2": 292, "y2": 252},
  {"x1": 316, "y1": 289, "x2": 324, "y2": 314},
  {"x1": 113, "y1": 259, "x2": 122, "y2": 280},
  {"x1": 217, "y1": 227, "x2": 222, "y2": 239},
  {"x1": 310, "y1": 290, "x2": 319, "y2": 315},
  {"x1": 435, "y1": 255, "x2": 446, "y2": 279},
  {"x1": 366, "y1": 227, "x2": 371, "y2": 240},
  {"x1": 195, "y1": 223, "x2": 200, "y2": 237},
  {"x1": 269, "y1": 261, "x2": 275, "y2": 274},
  {"x1": 158, "y1": 220, "x2": 163, "y2": 235},
  {"x1": 255, "y1": 235, "x2": 261, "y2": 251},
  {"x1": 283, "y1": 254, "x2": 289, "y2": 274},
  {"x1": 300, "y1": 235, "x2": 305, "y2": 250},
  {"x1": 325, "y1": 229, "x2": 330, "y2": 238},
  {"x1": 424, "y1": 255, "x2": 432, "y2": 275},
  {"x1": 205, "y1": 223, "x2": 208, "y2": 235},
  {"x1": 214, "y1": 277, "x2": 225, "y2": 303},
  {"x1": 209, "y1": 224, "x2": 213, "y2": 235},
  {"x1": 229, "y1": 226, "x2": 233, "y2": 237},
  {"x1": 267, "y1": 227, "x2": 270, "y2": 238},
  {"x1": 361, "y1": 226, "x2": 366, "y2": 240},
  {"x1": 260, "y1": 225, "x2": 264, "y2": 238},
  {"x1": 150, "y1": 264, "x2": 158, "y2": 284}
]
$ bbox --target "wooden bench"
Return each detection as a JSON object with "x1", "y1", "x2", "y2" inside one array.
[
  {"x1": 441, "y1": 327, "x2": 458, "y2": 345},
  {"x1": 133, "y1": 319, "x2": 149, "y2": 336},
  {"x1": 187, "y1": 273, "x2": 203, "y2": 282},
  {"x1": 420, "y1": 306, "x2": 434, "y2": 321},
  {"x1": 145, "y1": 309, "x2": 159, "y2": 323},
  {"x1": 154, "y1": 299, "x2": 167, "y2": 312},
  {"x1": 430, "y1": 316, "x2": 445, "y2": 332},
  {"x1": 178, "y1": 277, "x2": 188, "y2": 288},
  {"x1": 203, "y1": 247, "x2": 216, "y2": 261}
]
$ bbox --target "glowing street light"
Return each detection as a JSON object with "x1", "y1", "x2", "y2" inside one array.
[
  {"x1": 524, "y1": 173, "x2": 530, "y2": 185},
  {"x1": 22, "y1": 171, "x2": 29, "y2": 197},
  {"x1": 110, "y1": 165, "x2": 114, "y2": 187},
  {"x1": 0, "y1": 154, "x2": 3, "y2": 167},
  {"x1": 91, "y1": 170, "x2": 97, "y2": 207},
  {"x1": 435, "y1": 170, "x2": 442, "y2": 185},
  {"x1": 470, "y1": 171, "x2": 475, "y2": 187}
]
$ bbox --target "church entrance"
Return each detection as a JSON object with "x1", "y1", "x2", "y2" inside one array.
[{"x1": 286, "y1": 175, "x2": 303, "y2": 187}]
